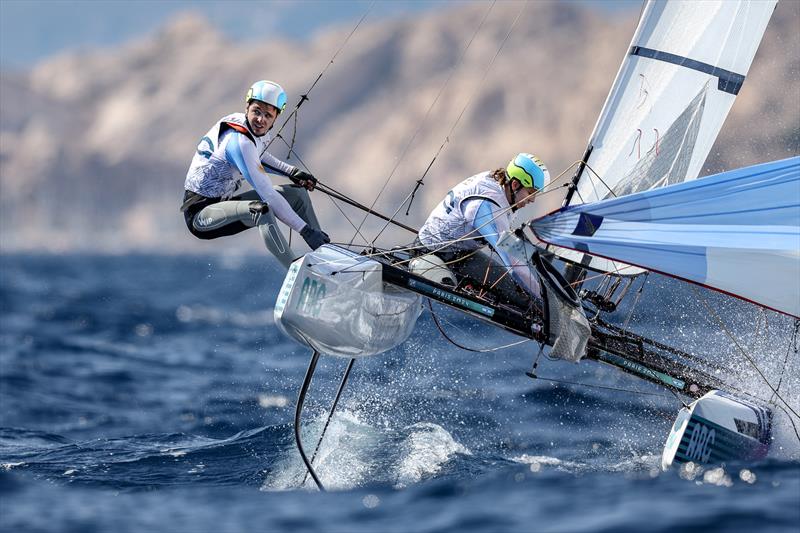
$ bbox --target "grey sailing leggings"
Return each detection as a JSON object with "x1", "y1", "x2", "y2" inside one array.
[{"x1": 185, "y1": 185, "x2": 322, "y2": 269}]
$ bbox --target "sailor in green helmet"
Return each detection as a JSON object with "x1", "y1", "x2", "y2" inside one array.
[{"x1": 417, "y1": 153, "x2": 550, "y2": 303}]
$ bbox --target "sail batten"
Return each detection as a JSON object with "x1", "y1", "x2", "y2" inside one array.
[
  {"x1": 532, "y1": 157, "x2": 800, "y2": 318},
  {"x1": 628, "y1": 46, "x2": 745, "y2": 95}
]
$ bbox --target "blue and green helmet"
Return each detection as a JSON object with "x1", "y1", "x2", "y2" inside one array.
[{"x1": 506, "y1": 153, "x2": 550, "y2": 190}]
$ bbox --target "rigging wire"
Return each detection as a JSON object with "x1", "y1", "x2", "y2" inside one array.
[
  {"x1": 271, "y1": 134, "x2": 418, "y2": 245},
  {"x1": 775, "y1": 402, "x2": 800, "y2": 444},
  {"x1": 560, "y1": 158, "x2": 618, "y2": 209},
  {"x1": 770, "y1": 319, "x2": 799, "y2": 404},
  {"x1": 248, "y1": 2, "x2": 373, "y2": 246},
  {"x1": 318, "y1": 202, "x2": 504, "y2": 275},
  {"x1": 323, "y1": 191, "x2": 371, "y2": 245},
  {"x1": 690, "y1": 286, "x2": 800, "y2": 420},
  {"x1": 427, "y1": 300, "x2": 531, "y2": 353},
  {"x1": 622, "y1": 272, "x2": 649, "y2": 330},
  {"x1": 568, "y1": 267, "x2": 637, "y2": 288},
  {"x1": 270, "y1": 135, "x2": 377, "y2": 246},
  {"x1": 266, "y1": 2, "x2": 375, "y2": 155},
  {"x1": 369, "y1": 2, "x2": 528, "y2": 246},
  {"x1": 577, "y1": 160, "x2": 619, "y2": 201},
  {"x1": 343, "y1": 0, "x2": 498, "y2": 247},
  {"x1": 527, "y1": 375, "x2": 682, "y2": 401}
]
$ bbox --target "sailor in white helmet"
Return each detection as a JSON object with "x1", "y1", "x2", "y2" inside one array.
[
  {"x1": 181, "y1": 80, "x2": 329, "y2": 268},
  {"x1": 417, "y1": 153, "x2": 549, "y2": 302}
]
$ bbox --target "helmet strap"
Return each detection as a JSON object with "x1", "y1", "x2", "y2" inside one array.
[
  {"x1": 505, "y1": 180, "x2": 519, "y2": 212},
  {"x1": 244, "y1": 116, "x2": 266, "y2": 138}
]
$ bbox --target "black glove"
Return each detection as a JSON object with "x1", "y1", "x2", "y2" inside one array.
[
  {"x1": 248, "y1": 200, "x2": 269, "y2": 225},
  {"x1": 300, "y1": 225, "x2": 330, "y2": 250},
  {"x1": 290, "y1": 168, "x2": 317, "y2": 190}
]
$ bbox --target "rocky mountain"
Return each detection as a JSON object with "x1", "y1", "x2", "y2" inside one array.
[{"x1": 1, "y1": 1, "x2": 797, "y2": 252}]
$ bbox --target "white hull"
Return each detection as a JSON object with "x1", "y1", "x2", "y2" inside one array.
[
  {"x1": 662, "y1": 390, "x2": 771, "y2": 469},
  {"x1": 275, "y1": 245, "x2": 422, "y2": 358}
]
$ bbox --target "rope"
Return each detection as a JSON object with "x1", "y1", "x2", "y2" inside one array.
[
  {"x1": 690, "y1": 286, "x2": 800, "y2": 419},
  {"x1": 527, "y1": 375, "x2": 682, "y2": 401},
  {"x1": 369, "y1": 2, "x2": 528, "y2": 246},
  {"x1": 266, "y1": 2, "x2": 374, "y2": 153},
  {"x1": 622, "y1": 273, "x2": 648, "y2": 330},
  {"x1": 428, "y1": 300, "x2": 531, "y2": 353},
  {"x1": 345, "y1": 0, "x2": 499, "y2": 247}
]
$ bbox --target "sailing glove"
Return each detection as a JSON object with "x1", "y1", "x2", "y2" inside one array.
[
  {"x1": 300, "y1": 225, "x2": 330, "y2": 250},
  {"x1": 289, "y1": 168, "x2": 317, "y2": 191},
  {"x1": 248, "y1": 201, "x2": 270, "y2": 225}
]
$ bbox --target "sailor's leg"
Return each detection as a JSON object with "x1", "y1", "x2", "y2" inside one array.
[
  {"x1": 256, "y1": 210, "x2": 297, "y2": 269},
  {"x1": 450, "y1": 247, "x2": 524, "y2": 303},
  {"x1": 275, "y1": 184, "x2": 322, "y2": 230},
  {"x1": 187, "y1": 199, "x2": 256, "y2": 239},
  {"x1": 230, "y1": 189, "x2": 299, "y2": 269},
  {"x1": 228, "y1": 188, "x2": 300, "y2": 269}
]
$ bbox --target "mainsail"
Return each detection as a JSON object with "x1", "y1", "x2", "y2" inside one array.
[
  {"x1": 543, "y1": 0, "x2": 778, "y2": 274},
  {"x1": 532, "y1": 156, "x2": 800, "y2": 318}
]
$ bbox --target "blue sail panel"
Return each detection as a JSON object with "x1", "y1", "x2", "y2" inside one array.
[{"x1": 532, "y1": 157, "x2": 800, "y2": 317}]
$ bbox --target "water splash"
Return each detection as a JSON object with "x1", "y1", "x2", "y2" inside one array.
[
  {"x1": 261, "y1": 411, "x2": 471, "y2": 492},
  {"x1": 261, "y1": 410, "x2": 379, "y2": 492},
  {"x1": 394, "y1": 422, "x2": 471, "y2": 488}
]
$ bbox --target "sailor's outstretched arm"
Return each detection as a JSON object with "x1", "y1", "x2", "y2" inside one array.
[
  {"x1": 260, "y1": 150, "x2": 295, "y2": 177},
  {"x1": 224, "y1": 134, "x2": 307, "y2": 233},
  {"x1": 471, "y1": 200, "x2": 542, "y2": 299},
  {"x1": 262, "y1": 151, "x2": 317, "y2": 191}
]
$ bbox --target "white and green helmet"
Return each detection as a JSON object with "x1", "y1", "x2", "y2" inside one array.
[
  {"x1": 506, "y1": 153, "x2": 550, "y2": 190},
  {"x1": 245, "y1": 80, "x2": 287, "y2": 113}
]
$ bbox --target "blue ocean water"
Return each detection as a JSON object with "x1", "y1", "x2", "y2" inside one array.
[{"x1": 1, "y1": 254, "x2": 798, "y2": 533}]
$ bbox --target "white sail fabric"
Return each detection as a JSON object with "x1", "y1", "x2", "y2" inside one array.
[
  {"x1": 532, "y1": 157, "x2": 800, "y2": 318},
  {"x1": 551, "y1": 0, "x2": 777, "y2": 274}
]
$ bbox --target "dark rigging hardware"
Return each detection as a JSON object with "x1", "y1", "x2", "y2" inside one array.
[
  {"x1": 266, "y1": 2, "x2": 374, "y2": 155},
  {"x1": 368, "y1": 1, "x2": 524, "y2": 246}
]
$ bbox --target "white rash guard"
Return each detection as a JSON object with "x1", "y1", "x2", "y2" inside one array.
[
  {"x1": 184, "y1": 113, "x2": 307, "y2": 233},
  {"x1": 419, "y1": 171, "x2": 541, "y2": 299},
  {"x1": 418, "y1": 171, "x2": 510, "y2": 252}
]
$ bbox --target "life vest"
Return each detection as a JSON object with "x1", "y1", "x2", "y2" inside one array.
[
  {"x1": 418, "y1": 171, "x2": 511, "y2": 251},
  {"x1": 184, "y1": 113, "x2": 270, "y2": 199}
]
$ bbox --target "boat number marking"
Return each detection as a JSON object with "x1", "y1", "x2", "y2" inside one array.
[
  {"x1": 685, "y1": 422, "x2": 715, "y2": 463},
  {"x1": 296, "y1": 277, "x2": 326, "y2": 318}
]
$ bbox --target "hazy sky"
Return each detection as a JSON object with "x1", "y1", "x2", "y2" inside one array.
[{"x1": 0, "y1": 0, "x2": 639, "y2": 70}]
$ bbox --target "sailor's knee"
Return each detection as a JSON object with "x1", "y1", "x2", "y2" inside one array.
[
  {"x1": 185, "y1": 213, "x2": 220, "y2": 239},
  {"x1": 187, "y1": 220, "x2": 217, "y2": 239}
]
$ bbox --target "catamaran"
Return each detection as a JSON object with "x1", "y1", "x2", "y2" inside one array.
[{"x1": 269, "y1": 0, "x2": 799, "y2": 490}]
